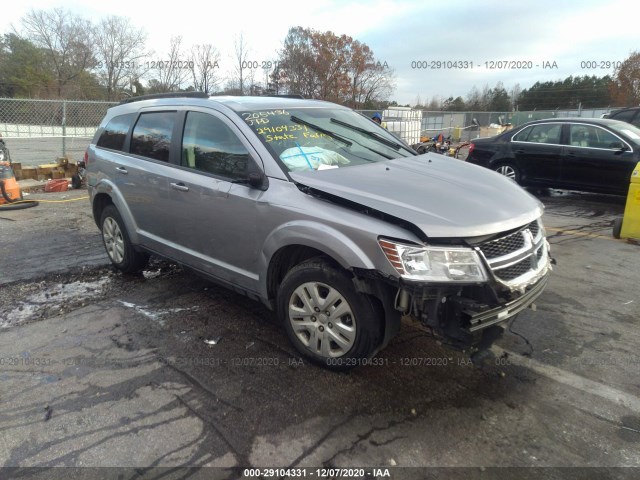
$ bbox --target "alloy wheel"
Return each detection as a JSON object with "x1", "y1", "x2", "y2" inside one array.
[
  {"x1": 103, "y1": 217, "x2": 125, "y2": 264},
  {"x1": 496, "y1": 164, "x2": 517, "y2": 180}
]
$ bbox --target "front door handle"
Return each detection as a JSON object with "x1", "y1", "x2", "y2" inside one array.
[
  {"x1": 170, "y1": 182, "x2": 189, "y2": 192},
  {"x1": 116, "y1": 166, "x2": 128, "y2": 174}
]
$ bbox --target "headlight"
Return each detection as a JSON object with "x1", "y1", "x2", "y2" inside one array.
[{"x1": 379, "y1": 239, "x2": 487, "y2": 282}]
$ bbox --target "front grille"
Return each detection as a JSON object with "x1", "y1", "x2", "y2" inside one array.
[
  {"x1": 495, "y1": 258, "x2": 533, "y2": 280},
  {"x1": 479, "y1": 220, "x2": 538, "y2": 260},
  {"x1": 477, "y1": 220, "x2": 547, "y2": 286},
  {"x1": 480, "y1": 231, "x2": 525, "y2": 259}
]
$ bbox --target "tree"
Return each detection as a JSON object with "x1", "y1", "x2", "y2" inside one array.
[
  {"x1": 611, "y1": 51, "x2": 640, "y2": 106},
  {"x1": 277, "y1": 26, "x2": 394, "y2": 106},
  {"x1": 20, "y1": 8, "x2": 96, "y2": 98},
  {"x1": 347, "y1": 40, "x2": 394, "y2": 108},
  {"x1": 277, "y1": 27, "x2": 316, "y2": 98},
  {"x1": 93, "y1": 16, "x2": 147, "y2": 100},
  {"x1": 488, "y1": 82, "x2": 510, "y2": 111},
  {"x1": 510, "y1": 83, "x2": 522, "y2": 111},
  {"x1": 189, "y1": 44, "x2": 221, "y2": 93},
  {"x1": 0, "y1": 33, "x2": 53, "y2": 97},
  {"x1": 426, "y1": 96, "x2": 441, "y2": 110},
  {"x1": 442, "y1": 96, "x2": 466, "y2": 111},
  {"x1": 465, "y1": 86, "x2": 482, "y2": 111},
  {"x1": 232, "y1": 33, "x2": 250, "y2": 95},
  {"x1": 518, "y1": 75, "x2": 613, "y2": 110},
  {"x1": 147, "y1": 36, "x2": 188, "y2": 93}
]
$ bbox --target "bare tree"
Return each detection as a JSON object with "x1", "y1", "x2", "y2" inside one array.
[
  {"x1": 189, "y1": 43, "x2": 220, "y2": 93},
  {"x1": 232, "y1": 33, "x2": 250, "y2": 95},
  {"x1": 20, "y1": 8, "x2": 96, "y2": 97},
  {"x1": 352, "y1": 64, "x2": 395, "y2": 109},
  {"x1": 148, "y1": 36, "x2": 188, "y2": 93},
  {"x1": 93, "y1": 16, "x2": 147, "y2": 100},
  {"x1": 465, "y1": 86, "x2": 482, "y2": 110},
  {"x1": 427, "y1": 96, "x2": 441, "y2": 110},
  {"x1": 510, "y1": 83, "x2": 522, "y2": 111}
]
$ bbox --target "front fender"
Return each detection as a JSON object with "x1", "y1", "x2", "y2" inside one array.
[{"x1": 257, "y1": 220, "x2": 379, "y2": 298}]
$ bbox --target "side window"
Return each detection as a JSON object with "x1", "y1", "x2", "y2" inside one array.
[
  {"x1": 96, "y1": 113, "x2": 135, "y2": 151},
  {"x1": 569, "y1": 124, "x2": 621, "y2": 149},
  {"x1": 130, "y1": 112, "x2": 176, "y2": 162},
  {"x1": 512, "y1": 126, "x2": 532, "y2": 142},
  {"x1": 513, "y1": 124, "x2": 561, "y2": 144},
  {"x1": 181, "y1": 111, "x2": 249, "y2": 179}
]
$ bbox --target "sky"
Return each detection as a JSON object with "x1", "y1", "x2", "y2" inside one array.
[{"x1": 3, "y1": 0, "x2": 638, "y2": 105}]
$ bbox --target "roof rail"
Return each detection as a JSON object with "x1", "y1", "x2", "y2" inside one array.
[
  {"x1": 261, "y1": 94, "x2": 305, "y2": 99},
  {"x1": 119, "y1": 91, "x2": 209, "y2": 104}
]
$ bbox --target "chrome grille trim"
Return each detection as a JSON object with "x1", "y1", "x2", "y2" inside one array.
[{"x1": 476, "y1": 219, "x2": 551, "y2": 291}]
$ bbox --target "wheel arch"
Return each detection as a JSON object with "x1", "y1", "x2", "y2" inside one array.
[
  {"x1": 91, "y1": 180, "x2": 140, "y2": 244},
  {"x1": 260, "y1": 221, "x2": 379, "y2": 303}
]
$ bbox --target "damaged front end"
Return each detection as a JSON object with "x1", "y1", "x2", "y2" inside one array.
[{"x1": 382, "y1": 218, "x2": 552, "y2": 353}]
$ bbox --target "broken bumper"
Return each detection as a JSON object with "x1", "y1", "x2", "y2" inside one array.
[{"x1": 456, "y1": 273, "x2": 548, "y2": 333}]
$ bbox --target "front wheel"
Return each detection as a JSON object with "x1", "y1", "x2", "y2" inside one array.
[
  {"x1": 100, "y1": 205, "x2": 149, "y2": 273},
  {"x1": 277, "y1": 258, "x2": 383, "y2": 370},
  {"x1": 494, "y1": 162, "x2": 521, "y2": 183}
]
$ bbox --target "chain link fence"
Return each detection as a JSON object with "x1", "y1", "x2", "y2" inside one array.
[
  {"x1": 0, "y1": 97, "x2": 617, "y2": 167},
  {"x1": 0, "y1": 98, "x2": 116, "y2": 167}
]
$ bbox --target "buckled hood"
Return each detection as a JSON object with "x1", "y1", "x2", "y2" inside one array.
[{"x1": 290, "y1": 154, "x2": 543, "y2": 238}]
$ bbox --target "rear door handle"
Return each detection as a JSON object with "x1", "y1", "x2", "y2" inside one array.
[
  {"x1": 170, "y1": 182, "x2": 189, "y2": 192},
  {"x1": 116, "y1": 166, "x2": 128, "y2": 174}
]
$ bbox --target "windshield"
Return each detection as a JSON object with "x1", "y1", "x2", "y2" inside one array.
[{"x1": 239, "y1": 107, "x2": 416, "y2": 171}]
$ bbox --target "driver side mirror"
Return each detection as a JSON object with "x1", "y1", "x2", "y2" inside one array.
[{"x1": 248, "y1": 172, "x2": 267, "y2": 190}]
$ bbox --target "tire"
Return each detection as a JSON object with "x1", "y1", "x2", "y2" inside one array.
[
  {"x1": 71, "y1": 174, "x2": 82, "y2": 189},
  {"x1": 455, "y1": 144, "x2": 471, "y2": 161},
  {"x1": 613, "y1": 217, "x2": 623, "y2": 239},
  {"x1": 277, "y1": 258, "x2": 383, "y2": 370},
  {"x1": 100, "y1": 204, "x2": 149, "y2": 273},
  {"x1": 493, "y1": 162, "x2": 521, "y2": 183}
]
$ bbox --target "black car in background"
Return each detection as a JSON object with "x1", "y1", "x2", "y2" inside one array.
[
  {"x1": 602, "y1": 107, "x2": 640, "y2": 128},
  {"x1": 465, "y1": 118, "x2": 640, "y2": 195}
]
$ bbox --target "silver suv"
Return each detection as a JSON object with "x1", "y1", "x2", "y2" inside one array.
[{"x1": 87, "y1": 93, "x2": 552, "y2": 369}]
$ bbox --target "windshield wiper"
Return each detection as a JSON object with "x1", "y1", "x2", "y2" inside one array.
[
  {"x1": 290, "y1": 116, "x2": 352, "y2": 146},
  {"x1": 330, "y1": 118, "x2": 416, "y2": 154},
  {"x1": 290, "y1": 115, "x2": 392, "y2": 160}
]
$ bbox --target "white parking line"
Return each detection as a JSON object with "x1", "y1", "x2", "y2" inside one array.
[{"x1": 495, "y1": 347, "x2": 640, "y2": 413}]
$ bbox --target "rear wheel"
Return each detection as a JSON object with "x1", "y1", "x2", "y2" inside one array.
[
  {"x1": 100, "y1": 205, "x2": 149, "y2": 273},
  {"x1": 277, "y1": 258, "x2": 383, "y2": 370},
  {"x1": 494, "y1": 162, "x2": 521, "y2": 183}
]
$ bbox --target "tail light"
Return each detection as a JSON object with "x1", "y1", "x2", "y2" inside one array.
[
  {"x1": 84, "y1": 149, "x2": 89, "y2": 166},
  {"x1": 468, "y1": 143, "x2": 475, "y2": 155}
]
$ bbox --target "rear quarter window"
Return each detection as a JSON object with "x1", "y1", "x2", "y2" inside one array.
[{"x1": 96, "y1": 113, "x2": 135, "y2": 151}]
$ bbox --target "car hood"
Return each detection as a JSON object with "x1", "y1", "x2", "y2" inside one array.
[{"x1": 289, "y1": 154, "x2": 544, "y2": 239}]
